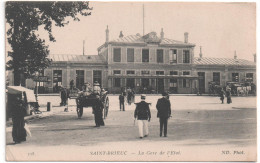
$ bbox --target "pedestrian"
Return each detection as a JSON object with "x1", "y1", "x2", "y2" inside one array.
[
  {"x1": 93, "y1": 95, "x2": 105, "y2": 127},
  {"x1": 127, "y1": 89, "x2": 132, "y2": 105},
  {"x1": 134, "y1": 94, "x2": 151, "y2": 139},
  {"x1": 226, "y1": 88, "x2": 232, "y2": 104},
  {"x1": 156, "y1": 92, "x2": 171, "y2": 137},
  {"x1": 119, "y1": 92, "x2": 125, "y2": 111},
  {"x1": 60, "y1": 87, "x2": 68, "y2": 106},
  {"x1": 70, "y1": 79, "x2": 74, "y2": 90},
  {"x1": 93, "y1": 81, "x2": 101, "y2": 95},
  {"x1": 11, "y1": 94, "x2": 27, "y2": 144},
  {"x1": 220, "y1": 88, "x2": 225, "y2": 104}
]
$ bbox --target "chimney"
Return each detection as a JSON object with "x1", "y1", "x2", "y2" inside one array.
[
  {"x1": 184, "y1": 32, "x2": 189, "y2": 43},
  {"x1": 160, "y1": 28, "x2": 164, "y2": 39},
  {"x1": 106, "y1": 25, "x2": 109, "y2": 42},
  {"x1": 253, "y1": 53, "x2": 256, "y2": 63},
  {"x1": 234, "y1": 50, "x2": 237, "y2": 59},
  {"x1": 119, "y1": 31, "x2": 124, "y2": 38},
  {"x1": 199, "y1": 46, "x2": 203, "y2": 58}
]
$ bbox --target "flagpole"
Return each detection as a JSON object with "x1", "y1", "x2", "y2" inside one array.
[{"x1": 143, "y1": 3, "x2": 145, "y2": 36}]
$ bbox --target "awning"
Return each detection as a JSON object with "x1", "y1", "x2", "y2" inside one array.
[
  {"x1": 7, "y1": 86, "x2": 36, "y2": 103},
  {"x1": 108, "y1": 75, "x2": 198, "y2": 79}
]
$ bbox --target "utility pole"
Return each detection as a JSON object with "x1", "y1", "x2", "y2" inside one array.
[
  {"x1": 143, "y1": 4, "x2": 145, "y2": 36},
  {"x1": 83, "y1": 40, "x2": 85, "y2": 56}
]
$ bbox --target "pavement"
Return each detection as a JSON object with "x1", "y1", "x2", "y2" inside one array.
[{"x1": 5, "y1": 95, "x2": 257, "y2": 161}]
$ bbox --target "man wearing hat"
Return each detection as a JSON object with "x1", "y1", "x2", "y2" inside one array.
[
  {"x1": 134, "y1": 94, "x2": 151, "y2": 139},
  {"x1": 156, "y1": 92, "x2": 171, "y2": 137},
  {"x1": 93, "y1": 81, "x2": 101, "y2": 95}
]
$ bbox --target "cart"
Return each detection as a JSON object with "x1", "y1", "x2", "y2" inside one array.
[{"x1": 75, "y1": 91, "x2": 109, "y2": 119}]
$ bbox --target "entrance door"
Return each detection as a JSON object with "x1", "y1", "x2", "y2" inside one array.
[
  {"x1": 76, "y1": 70, "x2": 84, "y2": 90},
  {"x1": 157, "y1": 78, "x2": 164, "y2": 93},
  {"x1": 126, "y1": 78, "x2": 135, "y2": 89},
  {"x1": 198, "y1": 72, "x2": 205, "y2": 93}
]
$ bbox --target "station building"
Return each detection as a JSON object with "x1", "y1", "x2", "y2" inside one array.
[{"x1": 9, "y1": 27, "x2": 256, "y2": 94}]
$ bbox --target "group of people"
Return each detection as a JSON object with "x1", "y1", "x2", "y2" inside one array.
[
  {"x1": 219, "y1": 87, "x2": 232, "y2": 104},
  {"x1": 134, "y1": 92, "x2": 171, "y2": 139},
  {"x1": 119, "y1": 87, "x2": 135, "y2": 111}
]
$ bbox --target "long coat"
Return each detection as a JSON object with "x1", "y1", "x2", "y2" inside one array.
[{"x1": 156, "y1": 97, "x2": 171, "y2": 118}]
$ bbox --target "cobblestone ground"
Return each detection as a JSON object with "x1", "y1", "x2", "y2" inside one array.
[{"x1": 6, "y1": 95, "x2": 257, "y2": 161}]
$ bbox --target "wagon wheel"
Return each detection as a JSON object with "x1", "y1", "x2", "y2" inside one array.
[
  {"x1": 103, "y1": 97, "x2": 109, "y2": 119},
  {"x1": 77, "y1": 105, "x2": 83, "y2": 118}
]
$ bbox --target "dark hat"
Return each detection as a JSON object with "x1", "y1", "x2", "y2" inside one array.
[
  {"x1": 141, "y1": 94, "x2": 146, "y2": 99},
  {"x1": 162, "y1": 92, "x2": 168, "y2": 96}
]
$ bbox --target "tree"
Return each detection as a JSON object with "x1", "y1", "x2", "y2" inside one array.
[{"x1": 6, "y1": 1, "x2": 92, "y2": 86}]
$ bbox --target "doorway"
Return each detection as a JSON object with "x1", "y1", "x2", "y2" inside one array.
[{"x1": 198, "y1": 72, "x2": 205, "y2": 93}]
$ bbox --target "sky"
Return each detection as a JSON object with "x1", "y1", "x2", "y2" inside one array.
[
  {"x1": 35, "y1": 2, "x2": 256, "y2": 61},
  {"x1": 5, "y1": 2, "x2": 256, "y2": 61}
]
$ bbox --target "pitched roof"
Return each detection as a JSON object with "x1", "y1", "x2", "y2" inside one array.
[
  {"x1": 109, "y1": 33, "x2": 195, "y2": 46},
  {"x1": 194, "y1": 57, "x2": 255, "y2": 66},
  {"x1": 49, "y1": 54, "x2": 106, "y2": 63}
]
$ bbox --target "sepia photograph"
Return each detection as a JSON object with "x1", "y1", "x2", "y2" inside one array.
[{"x1": 4, "y1": 1, "x2": 257, "y2": 161}]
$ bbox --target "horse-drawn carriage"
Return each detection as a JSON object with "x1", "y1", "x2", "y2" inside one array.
[
  {"x1": 76, "y1": 91, "x2": 109, "y2": 119},
  {"x1": 226, "y1": 81, "x2": 251, "y2": 96},
  {"x1": 208, "y1": 81, "x2": 222, "y2": 96},
  {"x1": 71, "y1": 82, "x2": 109, "y2": 119}
]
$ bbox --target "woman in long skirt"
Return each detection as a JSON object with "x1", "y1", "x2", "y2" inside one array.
[
  {"x1": 12, "y1": 95, "x2": 27, "y2": 143},
  {"x1": 226, "y1": 89, "x2": 232, "y2": 104}
]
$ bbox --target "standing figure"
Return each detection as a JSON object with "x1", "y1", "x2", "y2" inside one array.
[
  {"x1": 134, "y1": 94, "x2": 151, "y2": 139},
  {"x1": 11, "y1": 94, "x2": 27, "y2": 143},
  {"x1": 220, "y1": 88, "x2": 225, "y2": 104},
  {"x1": 127, "y1": 88, "x2": 132, "y2": 105},
  {"x1": 226, "y1": 88, "x2": 232, "y2": 104},
  {"x1": 119, "y1": 93, "x2": 125, "y2": 111},
  {"x1": 93, "y1": 81, "x2": 101, "y2": 95},
  {"x1": 60, "y1": 87, "x2": 68, "y2": 106},
  {"x1": 156, "y1": 92, "x2": 171, "y2": 137},
  {"x1": 93, "y1": 95, "x2": 105, "y2": 127},
  {"x1": 70, "y1": 79, "x2": 74, "y2": 90}
]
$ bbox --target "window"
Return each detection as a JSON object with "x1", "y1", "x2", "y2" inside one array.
[
  {"x1": 246, "y1": 73, "x2": 253, "y2": 82},
  {"x1": 157, "y1": 49, "x2": 164, "y2": 63},
  {"x1": 93, "y1": 70, "x2": 102, "y2": 86},
  {"x1": 141, "y1": 70, "x2": 150, "y2": 75},
  {"x1": 183, "y1": 50, "x2": 190, "y2": 63},
  {"x1": 183, "y1": 79, "x2": 190, "y2": 88},
  {"x1": 232, "y1": 73, "x2": 239, "y2": 82},
  {"x1": 113, "y1": 48, "x2": 121, "y2": 62},
  {"x1": 127, "y1": 48, "x2": 134, "y2": 62},
  {"x1": 156, "y1": 71, "x2": 164, "y2": 75},
  {"x1": 170, "y1": 49, "x2": 177, "y2": 63},
  {"x1": 183, "y1": 71, "x2": 190, "y2": 75},
  {"x1": 127, "y1": 70, "x2": 135, "y2": 75},
  {"x1": 142, "y1": 49, "x2": 149, "y2": 63},
  {"x1": 113, "y1": 70, "x2": 121, "y2": 75},
  {"x1": 114, "y1": 78, "x2": 121, "y2": 87},
  {"x1": 76, "y1": 70, "x2": 84, "y2": 90},
  {"x1": 170, "y1": 71, "x2": 178, "y2": 75},
  {"x1": 213, "y1": 72, "x2": 220, "y2": 85}
]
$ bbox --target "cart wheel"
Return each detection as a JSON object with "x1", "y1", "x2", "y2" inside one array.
[
  {"x1": 77, "y1": 106, "x2": 83, "y2": 118},
  {"x1": 103, "y1": 97, "x2": 109, "y2": 119}
]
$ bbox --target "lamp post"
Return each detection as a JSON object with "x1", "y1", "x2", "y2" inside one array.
[{"x1": 35, "y1": 71, "x2": 39, "y2": 102}]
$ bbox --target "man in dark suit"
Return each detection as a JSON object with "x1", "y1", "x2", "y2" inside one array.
[
  {"x1": 134, "y1": 94, "x2": 151, "y2": 139},
  {"x1": 156, "y1": 92, "x2": 171, "y2": 137},
  {"x1": 119, "y1": 93, "x2": 125, "y2": 111}
]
